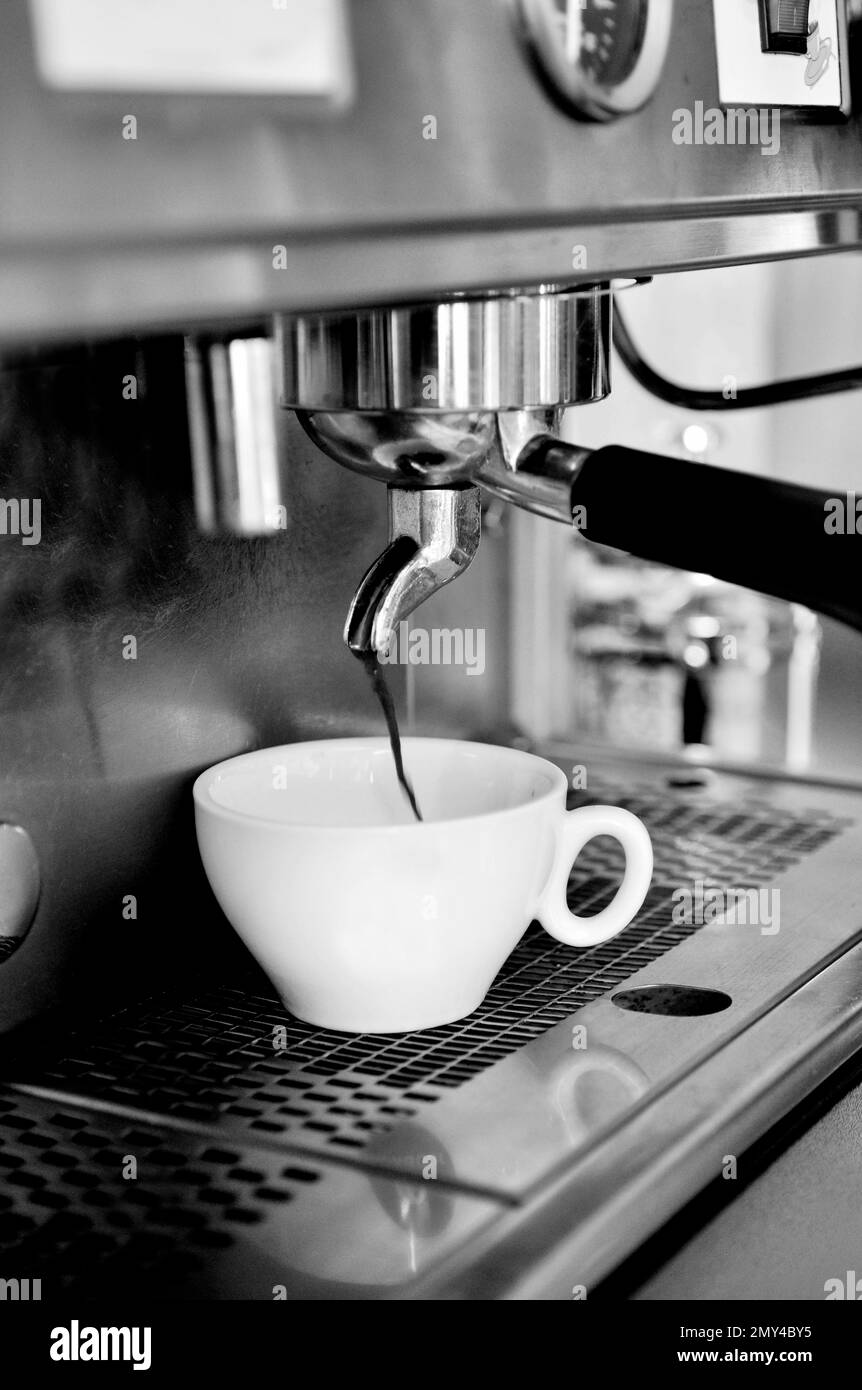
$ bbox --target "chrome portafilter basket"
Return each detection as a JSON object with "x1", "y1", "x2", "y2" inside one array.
[{"x1": 276, "y1": 282, "x2": 614, "y2": 485}]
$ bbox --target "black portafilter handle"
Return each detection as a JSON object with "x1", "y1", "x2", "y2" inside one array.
[{"x1": 554, "y1": 443, "x2": 862, "y2": 634}]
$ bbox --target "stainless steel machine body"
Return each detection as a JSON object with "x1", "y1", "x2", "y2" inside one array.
[
  {"x1": 1, "y1": 0, "x2": 862, "y2": 1299},
  {"x1": 0, "y1": 1, "x2": 862, "y2": 343}
]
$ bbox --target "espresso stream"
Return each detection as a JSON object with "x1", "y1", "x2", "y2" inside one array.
[{"x1": 356, "y1": 651, "x2": 423, "y2": 822}]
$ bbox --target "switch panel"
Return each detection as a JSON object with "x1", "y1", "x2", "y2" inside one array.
[
  {"x1": 713, "y1": 0, "x2": 849, "y2": 112},
  {"x1": 759, "y1": 0, "x2": 812, "y2": 53}
]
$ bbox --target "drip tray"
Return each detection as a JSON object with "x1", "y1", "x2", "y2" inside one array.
[
  {"x1": 3, "y1": 749, "x2": 862, "y2": 1297},
  {"x1": 0, "y1": 1088, "x2": 501, "y2": 1299}
]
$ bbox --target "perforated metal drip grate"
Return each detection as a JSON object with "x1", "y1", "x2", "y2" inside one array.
[
  {"x1": 8, "y1": 783, "x2": 850, "y2": 1158},
  {"x1": 0, "y1": 1089, "x2": 326, "y2": 1298}
]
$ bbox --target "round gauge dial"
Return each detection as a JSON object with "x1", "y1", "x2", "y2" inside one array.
[{"x1": 513, "y1": 0, "x2": 675, "y2": 121}]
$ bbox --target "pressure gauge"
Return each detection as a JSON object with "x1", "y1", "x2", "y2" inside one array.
[{"x1": 512, "y1": 0, "x2": 675, "y2": 121}]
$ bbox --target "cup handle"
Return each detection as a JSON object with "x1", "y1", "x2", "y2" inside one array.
[{"x1": 535, "y1": 805, "x2": 653, "y2": 949}]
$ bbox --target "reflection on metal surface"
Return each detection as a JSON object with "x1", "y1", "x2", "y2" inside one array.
[
  {"x1": 0, "y1": 825, "x2": 40, "y2": 962},
  {"x1": 299, "y1": 410, "x2": 497, "y2": 487},
  {"x1": 185, "y1": 332, "x2": 287, "y2": 537},
  {"x1": 411, "y1": 938, "x2": 862, "y2": 1299},
  {"x1": 360, "y1": 1124, "x2": 459, "y2": 1282},
  {"x1": 0, "y1": 1089, "x2": 502, "y2": 1298},
  {"x1": 546, "y1": 1045, "x2": 650, "y2": 1148},
  {"x1": 278, "y1": 287, "x2": 613, "y2": 412},
  {"x1": 275, "y1": 1123, "x2": 484, "y2": 1291}
]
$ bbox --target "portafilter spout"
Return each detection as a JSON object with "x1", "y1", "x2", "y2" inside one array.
[{"x1": 344, "y1": 486, "x2": 481, "y2": 657}]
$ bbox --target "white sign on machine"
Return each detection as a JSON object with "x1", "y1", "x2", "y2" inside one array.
[{"x1": 28, "y1": 0, "x2": 353, "y2": 103}]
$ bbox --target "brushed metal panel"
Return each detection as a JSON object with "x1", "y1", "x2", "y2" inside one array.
[
  {"x1": 2, "y1": 0, "x2": 861, "y2": 242},
  {"x1": 0, "y1": 344, "x2": 398, "y2": 1033},
  {"x1": 2, "y1": 210, "x2": 862, "y2": 345},
  {"x1": 1, "y1": 1, "x2": 862, "y2": 336}
]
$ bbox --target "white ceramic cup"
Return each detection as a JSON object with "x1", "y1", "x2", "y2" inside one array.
[{"x1": 193, "y1": 738, "x2": 653, "y2": 1034}]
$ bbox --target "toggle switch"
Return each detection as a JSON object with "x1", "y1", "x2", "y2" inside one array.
[
  {"x1": 759, "y1": 0, "x2": 812, "y2": 54},
  {"x1": 715, "y1": 0, "x2": 847, "y2": 112}
]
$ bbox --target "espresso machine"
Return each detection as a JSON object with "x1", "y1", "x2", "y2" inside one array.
[{"x1": 2, "y1": 0, "x2": 862, "y2": 1301}]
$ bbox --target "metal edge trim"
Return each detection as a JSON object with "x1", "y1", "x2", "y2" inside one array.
[
  {"x1": 399, "y1": 939, "x2": 862, "y2": 1299},
  {"x1": 2, "y1": 207, "x2": 862, "y2": 346}
]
